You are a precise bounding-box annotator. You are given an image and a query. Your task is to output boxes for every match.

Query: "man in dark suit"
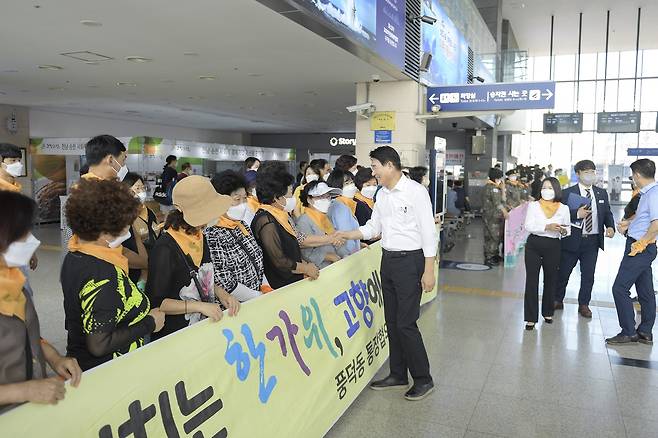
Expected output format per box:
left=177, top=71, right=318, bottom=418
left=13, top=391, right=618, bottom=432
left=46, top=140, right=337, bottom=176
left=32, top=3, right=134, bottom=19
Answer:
left=555, top=160, right=615, bottom=317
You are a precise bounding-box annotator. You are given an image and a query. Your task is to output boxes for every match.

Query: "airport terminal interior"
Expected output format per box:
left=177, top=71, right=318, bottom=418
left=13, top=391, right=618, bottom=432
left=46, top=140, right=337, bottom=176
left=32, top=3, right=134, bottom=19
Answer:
left=3, top=0, right=658, bottom=437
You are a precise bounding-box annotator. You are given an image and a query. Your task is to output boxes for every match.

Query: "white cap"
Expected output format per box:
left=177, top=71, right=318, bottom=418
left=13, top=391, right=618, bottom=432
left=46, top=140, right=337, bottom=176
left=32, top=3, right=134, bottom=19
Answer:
left=308, top=182, right=342, bottom=197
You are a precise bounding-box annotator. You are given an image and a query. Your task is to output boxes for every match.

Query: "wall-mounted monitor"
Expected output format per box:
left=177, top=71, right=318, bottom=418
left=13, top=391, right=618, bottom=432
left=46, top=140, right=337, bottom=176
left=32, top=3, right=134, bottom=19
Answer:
left=597, top=111, right=641, bottom=133
left=471, top=136, right=486, bottom=155
left=543, top=113, right=583, bottom=134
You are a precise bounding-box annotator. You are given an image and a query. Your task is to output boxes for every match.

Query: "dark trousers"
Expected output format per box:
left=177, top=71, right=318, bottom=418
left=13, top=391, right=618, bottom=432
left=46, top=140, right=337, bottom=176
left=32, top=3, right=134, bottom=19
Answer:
left=612, top=238, right=657, bottom=336
left=381, top=249, right=431, bottom=385
left=555, top=236, right=600, bottom=305
left=524, top=235, right=561, bottom=322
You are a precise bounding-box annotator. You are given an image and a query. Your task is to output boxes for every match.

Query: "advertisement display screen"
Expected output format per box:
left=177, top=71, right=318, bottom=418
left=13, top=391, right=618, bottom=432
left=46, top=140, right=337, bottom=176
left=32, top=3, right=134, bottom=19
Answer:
left=421, top=0, right=469, bottom=86
left=543, top=113, right=583, bottom=134
left=297, top=0, right=406, bottom=69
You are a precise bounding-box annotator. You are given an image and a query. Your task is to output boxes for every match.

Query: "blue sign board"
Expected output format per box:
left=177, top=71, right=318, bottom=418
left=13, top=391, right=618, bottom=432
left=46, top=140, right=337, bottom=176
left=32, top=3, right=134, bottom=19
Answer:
left=374, top=130, right=392, bottom=144
left=298, top=0, right=406, bottom=69
left=426, top=82, right=556, bottom=112
left=628, top=148, right=658, bottom=156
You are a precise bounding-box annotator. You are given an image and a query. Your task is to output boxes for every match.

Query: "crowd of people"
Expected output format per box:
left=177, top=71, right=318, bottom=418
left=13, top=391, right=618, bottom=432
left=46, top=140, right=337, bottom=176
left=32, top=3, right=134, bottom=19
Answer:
left=481, top=158, right=658, bottom=341
left=0, top=137, right=440, bottom=406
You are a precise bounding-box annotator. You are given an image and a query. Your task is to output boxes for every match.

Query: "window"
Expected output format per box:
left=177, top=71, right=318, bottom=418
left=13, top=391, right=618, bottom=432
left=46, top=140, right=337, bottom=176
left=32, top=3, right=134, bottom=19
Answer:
left=619, top=51, right=640, bottom=79
left=617, top=79, right=638, bottom=111
left=578, top=53, right=598, bottom=80
left=554, top=55, right=576, bottom=81
left=593, top=133, right=615, bottom=166
left=616, top=134, right=640, bottom=165
left=575, top=81, right=596, bottom=113
left=640, top=79, right=658, bottom=112
left=555, top=82, right=575, bottom=112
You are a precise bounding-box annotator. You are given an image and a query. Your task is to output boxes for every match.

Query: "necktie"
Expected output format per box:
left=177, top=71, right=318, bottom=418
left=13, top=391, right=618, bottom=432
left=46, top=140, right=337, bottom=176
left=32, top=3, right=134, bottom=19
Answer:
left=584, top=189, right=593, bottom=233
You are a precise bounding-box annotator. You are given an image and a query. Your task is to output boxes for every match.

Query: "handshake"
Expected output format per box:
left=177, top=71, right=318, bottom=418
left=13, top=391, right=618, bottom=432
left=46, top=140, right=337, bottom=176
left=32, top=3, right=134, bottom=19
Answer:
left=326, top=230, right=363, bottom=246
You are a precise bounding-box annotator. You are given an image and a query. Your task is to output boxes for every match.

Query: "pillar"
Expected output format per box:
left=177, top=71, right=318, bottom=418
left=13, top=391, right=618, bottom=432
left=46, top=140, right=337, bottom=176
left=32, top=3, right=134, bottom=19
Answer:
left=354, top=81, right=427, bottom=168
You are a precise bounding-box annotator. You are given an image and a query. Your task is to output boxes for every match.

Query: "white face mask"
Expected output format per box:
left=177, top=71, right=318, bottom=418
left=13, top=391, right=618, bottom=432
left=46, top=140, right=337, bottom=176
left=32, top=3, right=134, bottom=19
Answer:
left=3, top=161, right=23, bottom=177
left=106, top=229, right=131, bottom=248
left=323, top=173, right=330, bottom=182
left=421, top=177, right=430, bottom=188
left=580, top=173, right=597, bottom=187
left=278, top=196, right=296, bottom=213
left=3, top=233, right=40, bottom=267
left=312, top=198, right=331, bottom=214
left=135, top=192, right=147, bottom=203
left=349, top=166, right=358, bottom=175
left=251, top=188, right=257, bottom=197
left=112, top=157, right=128, bottom=181
left=541, top=189, right=555, bottom=201
left=227, top=202, right=247, bottom=221
left=305, top=174, right=319, bottom=183
left=509, top=175, right=518, bottom=182
left=342, top=184, right=358, bottom=199
left=361, top=185, right=377, bottom=199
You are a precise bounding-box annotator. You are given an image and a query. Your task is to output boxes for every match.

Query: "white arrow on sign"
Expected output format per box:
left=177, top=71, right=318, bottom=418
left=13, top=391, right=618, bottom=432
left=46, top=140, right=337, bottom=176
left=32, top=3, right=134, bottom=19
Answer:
left=429, top=93, right=438, bottom=104
left=542, top=89, right=554, bottom=100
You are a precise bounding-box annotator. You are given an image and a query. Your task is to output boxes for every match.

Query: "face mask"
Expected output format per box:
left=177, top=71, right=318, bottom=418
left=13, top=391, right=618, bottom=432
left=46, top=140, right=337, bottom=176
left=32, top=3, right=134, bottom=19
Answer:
left=541, top=189, right=555, bottom=201
left=349, top=167, right=358, bottom=175
left=421, top=177, right=430, bottom=188
left=106, top=229, right=131, bottom=248
left=312, top=198, right=331, bottom=213
left=580, top=173, right=597, bottom=186
left=112, top=157, right=128, bottom=181
left=135, top=192, right=147, bottom=203
left=361, top=185, right=378, bottom=199
left=251, top=188, right=257, bottom=197
left=278, top=196, right=296, bottom=213
left=251, top=167, right=259, bottom=172
left=227, top=202, right=247, bottom=221
left=509, top=176, right=518, bottom=182
left=323, top=174, right=330, bottom=182
left=2, top=233, right=40, bottom=267
left=3, top=161, right=23, bottom=177
left=305, top=174, right=319, bottom=183
left=342, top=184, right=358, bottom=199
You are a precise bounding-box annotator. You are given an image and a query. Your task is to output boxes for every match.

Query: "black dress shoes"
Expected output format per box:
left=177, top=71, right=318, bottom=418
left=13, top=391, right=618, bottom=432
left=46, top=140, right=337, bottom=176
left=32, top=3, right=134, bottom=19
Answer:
left=404, top=381, right=435, bottom=401
left=637, top=331, right=654, bottom=345
left=369, top=375, right=409, bottom=391
left=605, top=333, right=640, bottom=345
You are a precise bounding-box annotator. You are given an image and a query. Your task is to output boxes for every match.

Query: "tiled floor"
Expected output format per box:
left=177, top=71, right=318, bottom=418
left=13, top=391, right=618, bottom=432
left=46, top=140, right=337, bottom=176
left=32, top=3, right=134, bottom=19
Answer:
left=26, top=218, right=658, bottom=438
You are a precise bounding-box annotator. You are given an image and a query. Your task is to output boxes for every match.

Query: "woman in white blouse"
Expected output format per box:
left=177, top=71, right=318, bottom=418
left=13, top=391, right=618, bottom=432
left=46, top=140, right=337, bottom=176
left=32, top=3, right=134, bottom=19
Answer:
left=523, top=177, right=571, bottom=330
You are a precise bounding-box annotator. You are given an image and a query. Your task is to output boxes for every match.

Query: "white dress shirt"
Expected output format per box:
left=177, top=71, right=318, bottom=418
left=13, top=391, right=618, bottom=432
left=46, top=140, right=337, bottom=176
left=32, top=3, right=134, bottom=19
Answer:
left=359, top=176, right=439, bottom=257
left=524, top=201, right=572, bottom=239
left=578, top=183, right=598, bottom=235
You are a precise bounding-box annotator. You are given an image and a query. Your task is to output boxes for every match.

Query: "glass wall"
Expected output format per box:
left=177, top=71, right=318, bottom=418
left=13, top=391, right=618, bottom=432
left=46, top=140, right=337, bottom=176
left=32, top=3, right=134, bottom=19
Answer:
left=513, top=49, right=658, bottom=171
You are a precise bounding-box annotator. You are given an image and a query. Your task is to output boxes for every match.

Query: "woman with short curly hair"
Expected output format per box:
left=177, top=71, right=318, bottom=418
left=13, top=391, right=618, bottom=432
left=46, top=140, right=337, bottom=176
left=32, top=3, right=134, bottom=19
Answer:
left=61, top=179, right=165, bottom=371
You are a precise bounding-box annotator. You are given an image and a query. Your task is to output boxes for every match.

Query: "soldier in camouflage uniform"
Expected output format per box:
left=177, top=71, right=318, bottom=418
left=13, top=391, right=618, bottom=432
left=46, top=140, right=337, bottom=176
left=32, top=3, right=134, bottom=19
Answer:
left=505, top=169, right=523, bottom=209
left=482, top=168, right=509, bottom=266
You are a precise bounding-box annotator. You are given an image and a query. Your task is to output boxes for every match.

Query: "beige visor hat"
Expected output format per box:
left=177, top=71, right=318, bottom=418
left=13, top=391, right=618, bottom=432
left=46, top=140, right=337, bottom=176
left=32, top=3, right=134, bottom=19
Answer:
left=172, top=175, right=232, bottom=227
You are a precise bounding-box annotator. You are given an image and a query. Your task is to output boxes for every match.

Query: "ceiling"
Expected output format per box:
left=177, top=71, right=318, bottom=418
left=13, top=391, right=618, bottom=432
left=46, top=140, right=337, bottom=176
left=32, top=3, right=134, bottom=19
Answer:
left=0, top=0, right=396, bottom=133
left=503, top=0, right=658, bottom=56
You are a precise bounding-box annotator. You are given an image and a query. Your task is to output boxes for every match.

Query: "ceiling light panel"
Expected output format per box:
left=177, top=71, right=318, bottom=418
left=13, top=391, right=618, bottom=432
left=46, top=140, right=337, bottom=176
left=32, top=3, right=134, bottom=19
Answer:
left=61, top=51, right=114, bottom=62
left=38, top=64, right=63, bottom=70
left=125, top=56, right=152, bottom=63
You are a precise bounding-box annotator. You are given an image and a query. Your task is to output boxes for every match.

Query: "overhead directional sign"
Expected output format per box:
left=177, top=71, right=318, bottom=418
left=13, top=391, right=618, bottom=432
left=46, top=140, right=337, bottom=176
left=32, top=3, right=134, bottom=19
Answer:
left=628, top=148, right=658, bottom=156
left=426, top=81, right=556, bottom=112
left=597, top=111, right=641, bottom=133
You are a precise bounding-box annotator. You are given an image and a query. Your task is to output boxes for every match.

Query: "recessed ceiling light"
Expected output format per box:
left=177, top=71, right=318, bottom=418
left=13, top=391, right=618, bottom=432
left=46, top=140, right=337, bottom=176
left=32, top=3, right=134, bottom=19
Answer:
left=199, top=75, right=216, bottom=80
left=183, top=52, right=199, bottom=56
left=247, top=73, right=263, bottom=77
left=80, top=20, right=102, bottom=27
left=116, top=82, right=137, bottom=87
left=84, top=61, right=99, bottom=65
left=61, top=51, right=113, bottom=62
left=125, top=56, right=152, bottom=63
left=38, top=64, right=63, bottom=71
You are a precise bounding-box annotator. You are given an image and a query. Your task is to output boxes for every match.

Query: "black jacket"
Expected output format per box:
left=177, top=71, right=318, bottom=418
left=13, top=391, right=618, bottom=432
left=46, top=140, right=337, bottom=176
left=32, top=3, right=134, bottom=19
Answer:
left=560, top=184, right=615, bottom=252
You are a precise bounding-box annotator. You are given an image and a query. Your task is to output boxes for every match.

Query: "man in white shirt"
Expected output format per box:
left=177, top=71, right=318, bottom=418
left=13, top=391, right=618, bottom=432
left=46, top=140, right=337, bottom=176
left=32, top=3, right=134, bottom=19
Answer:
left=555, top=160, right=615, bottom=317
left=338, top=146, right=438, bottom=401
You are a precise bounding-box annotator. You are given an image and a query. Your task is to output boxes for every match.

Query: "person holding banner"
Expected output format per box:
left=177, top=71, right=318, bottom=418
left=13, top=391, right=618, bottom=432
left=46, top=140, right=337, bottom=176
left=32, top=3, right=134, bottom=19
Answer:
left=337, top=146, right=438, bottom=401
left=0, top=191, right=82, bottom=407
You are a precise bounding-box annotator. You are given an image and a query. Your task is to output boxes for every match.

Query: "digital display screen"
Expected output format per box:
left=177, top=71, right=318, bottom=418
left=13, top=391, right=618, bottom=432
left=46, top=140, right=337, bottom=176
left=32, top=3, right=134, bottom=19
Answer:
left=543, top=113, right=583, bottom=134
left=597, top=111, right=641, bottom=133
left=420, top=0, right=469, bottom=86
left=297, top=0, right=406, bottom=69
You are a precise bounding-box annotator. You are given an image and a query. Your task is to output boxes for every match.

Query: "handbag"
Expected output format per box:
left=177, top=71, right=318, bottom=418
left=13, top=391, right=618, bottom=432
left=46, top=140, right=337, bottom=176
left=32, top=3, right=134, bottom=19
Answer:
left=173, top=241, right=211, bottom=303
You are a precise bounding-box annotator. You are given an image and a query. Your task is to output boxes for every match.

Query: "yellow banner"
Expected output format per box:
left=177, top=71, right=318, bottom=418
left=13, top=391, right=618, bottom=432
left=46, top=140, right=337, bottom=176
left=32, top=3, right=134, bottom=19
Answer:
left=0, top=244, right=436, bottom=437
left=370, top=111, right=396, bottom=131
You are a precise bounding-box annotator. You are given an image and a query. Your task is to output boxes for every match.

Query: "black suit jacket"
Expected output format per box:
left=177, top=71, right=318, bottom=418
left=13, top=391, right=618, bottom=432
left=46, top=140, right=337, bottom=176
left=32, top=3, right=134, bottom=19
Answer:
left=560, top=184, right=615, bottom=252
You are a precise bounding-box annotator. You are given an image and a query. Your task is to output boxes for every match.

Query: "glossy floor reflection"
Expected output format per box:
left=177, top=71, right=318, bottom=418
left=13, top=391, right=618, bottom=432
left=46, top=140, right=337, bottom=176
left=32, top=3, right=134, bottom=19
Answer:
left=25, top=220, right=658, bottom=437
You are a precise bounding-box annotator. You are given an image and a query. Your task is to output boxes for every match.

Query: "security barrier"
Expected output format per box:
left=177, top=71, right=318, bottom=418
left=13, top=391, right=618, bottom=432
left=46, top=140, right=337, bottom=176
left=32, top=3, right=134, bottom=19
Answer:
left=1, top=243, right=437, bottom=437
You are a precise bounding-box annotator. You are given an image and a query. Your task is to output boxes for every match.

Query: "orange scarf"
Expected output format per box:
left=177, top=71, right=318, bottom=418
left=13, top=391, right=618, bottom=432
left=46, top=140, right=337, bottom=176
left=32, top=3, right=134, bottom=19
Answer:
left=486, top=180, right=501, bottom=188
left=259, top=204, right=297, bottom=237
left=336, top=196, right=357, bottom=216
left=354, top=192, right=374, bottom=209
left=305, top=208, right=335, bottom=234
left=0, top=262, right=27, bottom=321
left=538, top=199, right=560, bottom=218
left=81, top=172, right=104, bottom=181
left=247, top=195, right=260, bottom=213
left=167, top=228, right=203, bottom=267
left=68, top=234, right=129, bottom=273
left=218, top=216, right=249, bottom=236
left=0, top=177, right=21, bottom=192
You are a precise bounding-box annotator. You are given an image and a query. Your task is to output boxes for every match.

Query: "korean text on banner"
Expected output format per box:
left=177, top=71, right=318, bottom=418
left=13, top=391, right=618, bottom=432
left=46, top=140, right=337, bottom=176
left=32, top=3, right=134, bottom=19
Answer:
left=0, top=243, right=437, bottom=438
left=504, top=203, right=529, bottom=263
